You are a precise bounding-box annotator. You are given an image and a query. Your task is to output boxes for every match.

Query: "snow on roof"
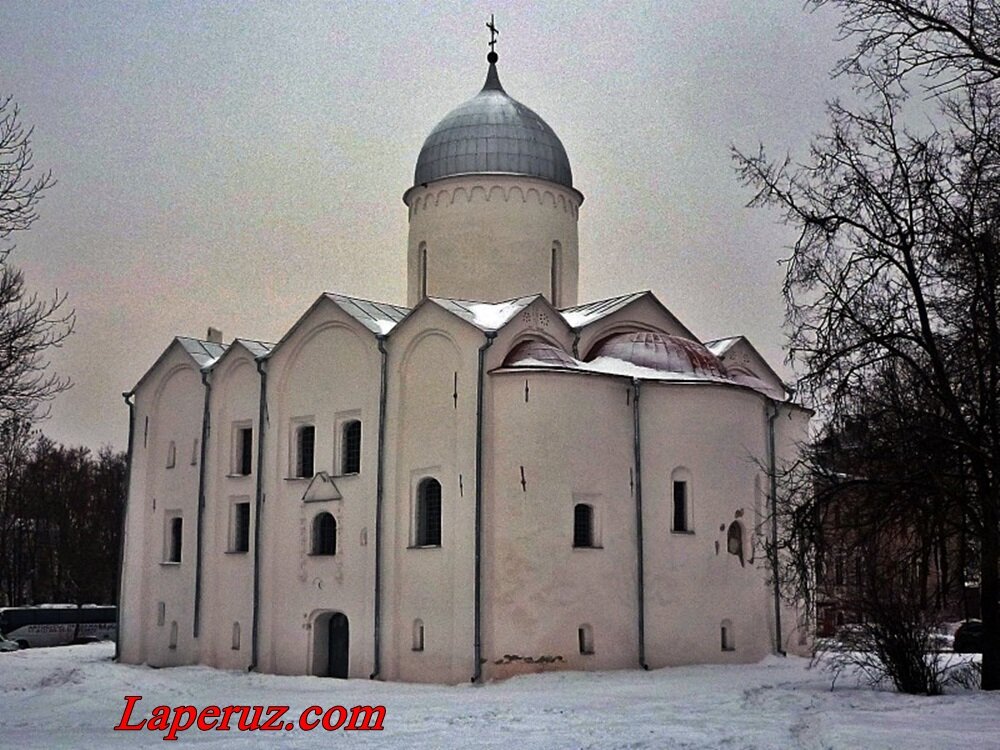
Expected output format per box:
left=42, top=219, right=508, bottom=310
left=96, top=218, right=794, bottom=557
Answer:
left=559, top=291, right=648, bottom=328
left=429, top=295, right=538, bottom=331
left=176, top=337, right=228, bottom=368
left=704, top=336, right=742, bottom=357
left=324, top=293, right=410, bottom=335
left=581, top=356, right=734, bottom=383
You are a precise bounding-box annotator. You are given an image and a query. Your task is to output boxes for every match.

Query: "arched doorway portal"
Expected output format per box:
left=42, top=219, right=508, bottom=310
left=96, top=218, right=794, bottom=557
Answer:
left=312, top=611, right=349, bottom=678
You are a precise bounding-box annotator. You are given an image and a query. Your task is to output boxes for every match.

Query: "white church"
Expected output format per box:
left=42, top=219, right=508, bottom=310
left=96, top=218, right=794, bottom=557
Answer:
left=118, top=38, right=811, bottom=684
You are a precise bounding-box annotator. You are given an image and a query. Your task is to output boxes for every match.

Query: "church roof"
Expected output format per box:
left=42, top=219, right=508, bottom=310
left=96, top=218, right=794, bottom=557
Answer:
left=177, top=337, right=228, bottom=368
left=202, top=338, right=275, bottom=371
left=559, top=292, right=650, bottom=328
left=322, top=293, right=410, bottom=335
left=704, top=337, right=741, bottom=357
left=590, top=331, right=730, bottom=379
left=428, top=294, right=538, bottom=331
left=412, top=62, right=574, bottom=191
left=129, top=336, right=227, bottom=394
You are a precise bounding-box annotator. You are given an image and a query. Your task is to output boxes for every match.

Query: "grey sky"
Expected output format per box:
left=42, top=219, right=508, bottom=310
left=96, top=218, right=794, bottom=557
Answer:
left=2, top=0, right=848, bottom=450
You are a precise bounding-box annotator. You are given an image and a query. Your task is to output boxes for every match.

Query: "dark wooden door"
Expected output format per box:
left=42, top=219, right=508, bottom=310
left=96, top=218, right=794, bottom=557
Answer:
left=327, top=613, right=349, bottom=678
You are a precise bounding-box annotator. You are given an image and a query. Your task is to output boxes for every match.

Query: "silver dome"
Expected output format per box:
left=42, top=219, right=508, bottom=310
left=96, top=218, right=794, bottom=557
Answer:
left=413, top=63, right=573, bottom=189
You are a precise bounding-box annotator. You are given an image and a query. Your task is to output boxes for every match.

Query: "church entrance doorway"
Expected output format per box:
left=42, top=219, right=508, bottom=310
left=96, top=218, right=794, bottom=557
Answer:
left=311, top=611, right=349, bottom=678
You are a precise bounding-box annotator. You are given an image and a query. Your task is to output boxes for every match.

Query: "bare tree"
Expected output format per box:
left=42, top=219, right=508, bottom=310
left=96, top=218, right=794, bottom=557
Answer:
left=736, top=0, right=1000, bottom=690
left=815, top=0, right=1000, bottom=88
left=0, top=95, right=73, bottom=423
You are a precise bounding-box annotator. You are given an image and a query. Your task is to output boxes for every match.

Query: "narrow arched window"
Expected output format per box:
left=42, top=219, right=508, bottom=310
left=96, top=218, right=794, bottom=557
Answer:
left=550, top=241, right=562, bottom=308
left=166, top=441, right=176, bottom=469
left=670, top=467, right=692, bottom=532
left=231, top=622, right=241, bottom=650
left=415, top=478, right=442, bottom=547
left=412, top=619, right=425, bottom=651
left=296, top=424, right=315, bottom=478
left=721, top=619, right=735, bottom=651
left=419, top=241, right=428, bottom=299
left=578, top=623, right=594, bottom=654
left=341, top=420, right=361, bottom=474
left=166, top=516, right=183, bottom=563
left=312, top=512, right=337, bottom=555
left=727, top=521, right=744, bottom=566
left=169, top=621, right=178, bottom=650
left=573, top=504, right=594, bottom=548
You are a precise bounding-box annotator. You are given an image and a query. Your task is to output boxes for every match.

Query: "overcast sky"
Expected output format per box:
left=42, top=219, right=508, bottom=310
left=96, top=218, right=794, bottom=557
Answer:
left=2, top=0, right=849, bottom=451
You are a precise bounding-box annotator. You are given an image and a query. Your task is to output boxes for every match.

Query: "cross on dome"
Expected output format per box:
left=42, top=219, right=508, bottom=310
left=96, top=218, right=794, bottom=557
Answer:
left=486, top=14, right=499, bottom=63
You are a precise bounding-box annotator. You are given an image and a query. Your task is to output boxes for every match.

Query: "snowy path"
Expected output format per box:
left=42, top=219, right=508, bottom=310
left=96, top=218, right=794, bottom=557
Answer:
left=1, top=643, right=997, bottom=749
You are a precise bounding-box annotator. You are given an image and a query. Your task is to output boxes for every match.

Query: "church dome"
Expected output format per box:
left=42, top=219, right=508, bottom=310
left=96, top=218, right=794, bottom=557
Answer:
left=503, top=339, right=577, bottom=368
left=590, top=331, right=730, bottom=379
left=413, top=62, right=573, bottom=189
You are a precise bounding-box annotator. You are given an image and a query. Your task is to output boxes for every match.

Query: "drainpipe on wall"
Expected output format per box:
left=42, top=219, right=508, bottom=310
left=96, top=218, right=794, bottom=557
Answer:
left=250, top=358, right=268, bottom=672
left=767, top=400, right=785, bottom=656
left=115, top=391, right=136, bottom=662
left=632, top=379, right=649, bottom=670
left=370, top=335, right=388, bottom=680
left=472, top=330, right=497, bottom=684
left=193, top=371, right=212, bottom=638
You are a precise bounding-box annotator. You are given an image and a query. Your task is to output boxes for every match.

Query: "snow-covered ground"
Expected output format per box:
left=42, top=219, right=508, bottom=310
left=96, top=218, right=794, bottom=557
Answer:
left=1, top=643, right=998, bottom=749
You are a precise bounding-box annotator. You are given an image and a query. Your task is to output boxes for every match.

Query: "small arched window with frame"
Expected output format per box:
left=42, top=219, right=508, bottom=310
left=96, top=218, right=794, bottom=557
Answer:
left=573, top=504, right=595, bottom=548
left=419, top=241, right=428, bottom=299
left=311, top=512, right=337, bottom=556
left=671, top=467, right=692, bottom=532
left=550, top=240, right=562, bottom=308
left=415, top=478, right=442, bottom=547
left=727, top=521, right=745, bottom=566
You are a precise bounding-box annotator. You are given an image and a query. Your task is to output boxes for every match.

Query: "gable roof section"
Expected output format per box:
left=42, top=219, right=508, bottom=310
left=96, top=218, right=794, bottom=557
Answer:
left=323, top=293, right=410, bottom=335
left=559, top=292, right=648, bottom=328
left=177, top=337, right=228, bottom=367
left=130, top=336, right=228, bottom=394
left=704, top=337, right=741, bottom=358
left=428, top=295, right=539, bottom=332
left=203, top=338, right=275, bottom=372
left=265, top=292, right=411, bottom=360
left=704, top=335, right=787, bottom=397
left=560, top=290, right=698, bottom=341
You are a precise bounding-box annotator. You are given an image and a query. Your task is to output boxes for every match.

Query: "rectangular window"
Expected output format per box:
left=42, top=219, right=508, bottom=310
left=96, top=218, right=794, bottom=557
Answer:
left=341, top=420, right=362, bottom=475
left=573, top=504, right=594, bottom=548
left=672, top=481, right=688, bottom=532
left=230, top=501, right=251, bottom=553
left=296, top=424, right=315, bottom=478
left=236, top=427, right=253, bottom=475
left=578, top=625, right=594, bottom=655
left=165, top=515, right=183, bottom=563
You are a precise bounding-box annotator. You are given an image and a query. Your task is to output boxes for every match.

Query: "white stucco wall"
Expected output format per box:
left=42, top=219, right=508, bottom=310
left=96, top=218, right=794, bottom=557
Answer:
left=120, top=297, right=811, bottom=684
left=484, top=370, right=638, bottom=679
left=257, top=302, right=382, bottom=679
left=120, top=343, right=205, bottom=668
left=380, top=303, right=483, bottom=683
left=405, top=175, right=580, bottom=308
left=199, top=347, right=259, bottom=670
